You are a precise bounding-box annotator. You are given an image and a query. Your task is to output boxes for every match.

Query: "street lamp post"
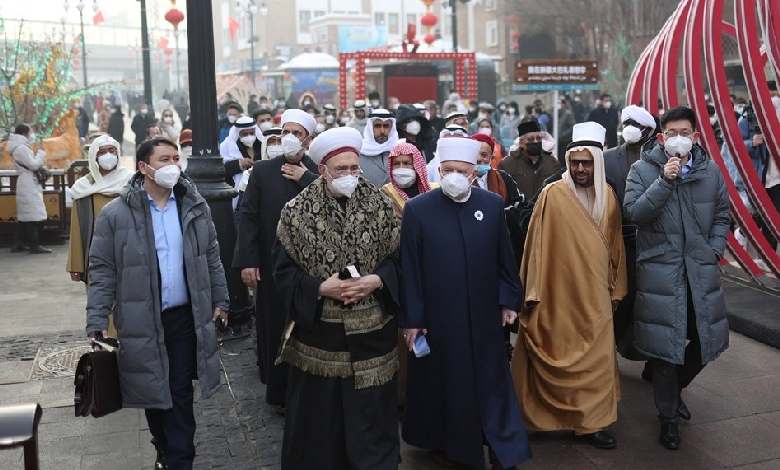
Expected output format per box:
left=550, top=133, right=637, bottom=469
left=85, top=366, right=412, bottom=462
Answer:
left=138, top=0, right=154, bottom=112
left=238, top=0, right=267, bottom=86
left=64, top=0, right=98, bottom=89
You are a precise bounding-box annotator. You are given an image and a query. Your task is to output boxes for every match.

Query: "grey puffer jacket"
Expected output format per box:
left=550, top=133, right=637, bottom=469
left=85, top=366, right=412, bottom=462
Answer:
left=86, top=172, right=229, bottom=408
left=624, top=143, right=730, bottom=365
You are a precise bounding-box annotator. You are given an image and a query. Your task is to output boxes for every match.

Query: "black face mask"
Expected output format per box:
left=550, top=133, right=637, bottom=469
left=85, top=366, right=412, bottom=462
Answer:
left=526, top=142, right=543, bottom=156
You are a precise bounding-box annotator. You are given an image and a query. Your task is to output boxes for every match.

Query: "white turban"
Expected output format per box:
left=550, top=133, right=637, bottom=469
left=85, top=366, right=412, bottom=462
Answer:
left=437, top=136, right=480, bottom=165
left=309, top=127, right=363, bottom=165
left=281, top=109, right=317, bottom=136
left=69, top=134, right=133, bottom=200
left=621, top=105, right=656, bottom=129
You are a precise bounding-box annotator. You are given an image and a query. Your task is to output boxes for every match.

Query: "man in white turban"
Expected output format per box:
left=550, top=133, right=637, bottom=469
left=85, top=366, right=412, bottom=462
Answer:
left=273, top=126, right=401, bottom=470
left=360, top=108, right=398, bottom=187
left=236, top=108, right=319, bottom=411
left=512, top=122, right=627, bottom=450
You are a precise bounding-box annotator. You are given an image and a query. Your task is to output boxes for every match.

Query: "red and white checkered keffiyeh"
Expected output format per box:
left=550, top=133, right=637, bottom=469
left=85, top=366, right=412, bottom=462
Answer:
left=387, top=142, right=431, bottom=200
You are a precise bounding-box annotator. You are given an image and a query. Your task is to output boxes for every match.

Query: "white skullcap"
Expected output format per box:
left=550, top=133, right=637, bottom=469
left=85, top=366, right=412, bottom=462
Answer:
left=437, top=137, right=480, bottom=165
left=308, top=127, right=363, bottom=165
left=569, top=122, right=606, bottom=150
left=281, top=109, right=317, bottom=136
left=621, top=105, right=656, bottom=129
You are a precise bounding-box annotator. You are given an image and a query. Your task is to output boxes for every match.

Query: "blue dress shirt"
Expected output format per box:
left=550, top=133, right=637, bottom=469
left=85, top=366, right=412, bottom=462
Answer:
left=146, top=188, right=189, bottom=311
left=665, top=152, right=695, bottom=179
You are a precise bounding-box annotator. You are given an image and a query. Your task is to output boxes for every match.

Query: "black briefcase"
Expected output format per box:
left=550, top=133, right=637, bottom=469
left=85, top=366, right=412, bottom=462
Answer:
left=74, top=349, right=123, bottom=418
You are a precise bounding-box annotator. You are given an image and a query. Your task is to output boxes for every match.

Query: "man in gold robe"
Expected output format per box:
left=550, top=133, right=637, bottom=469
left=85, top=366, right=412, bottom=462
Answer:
left=511, top=122, right=627, bottom=450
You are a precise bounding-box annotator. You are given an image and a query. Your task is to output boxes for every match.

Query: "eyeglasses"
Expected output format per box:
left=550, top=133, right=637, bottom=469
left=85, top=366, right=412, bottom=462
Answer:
left=521, top=135, right=543, bottom=143
left=331, top=168, right=363, bottom=178
left=570, top=159, right=594, bottom=169
left=663, top=130, right=693, bottom=138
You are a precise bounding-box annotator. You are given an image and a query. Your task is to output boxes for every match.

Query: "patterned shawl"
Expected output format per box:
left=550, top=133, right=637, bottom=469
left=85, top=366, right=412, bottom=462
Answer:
left=387, top=142, right=432, bottom=201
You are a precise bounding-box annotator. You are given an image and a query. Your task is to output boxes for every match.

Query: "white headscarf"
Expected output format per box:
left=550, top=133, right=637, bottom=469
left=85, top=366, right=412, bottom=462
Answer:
left=561, top=122, right=608, bottom=231
left=69, top=134, right=133, bottom=200
left=361, top=116, right=398, bottom=156
left=220, top=117, right=260, bottom=190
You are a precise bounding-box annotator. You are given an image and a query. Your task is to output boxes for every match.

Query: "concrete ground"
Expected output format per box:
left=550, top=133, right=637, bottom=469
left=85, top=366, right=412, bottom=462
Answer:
left=2, top=244, right=780, bottom=469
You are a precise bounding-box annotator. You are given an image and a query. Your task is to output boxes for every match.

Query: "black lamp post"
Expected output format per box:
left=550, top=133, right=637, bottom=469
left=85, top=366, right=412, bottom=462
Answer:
left=138, top=0, right=154, bottom=112
left=63, top=0, right=99, bottom=89
left=186, top=0, right=252, bottom=323
left=237, top=0, right=268, bottom=86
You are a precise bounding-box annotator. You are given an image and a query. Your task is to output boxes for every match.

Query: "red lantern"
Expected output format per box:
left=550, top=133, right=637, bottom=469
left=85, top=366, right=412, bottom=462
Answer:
left=165, top=8, right=185, bottom=30
left=424, top=34, right=436, bottom=45
left=511, top=31, right=521, bottom=41
left=509, top=14, right=520, bottom=24
left=421, top=12, right=438, bottom=28
left=419, top=0, right=436, bottom=7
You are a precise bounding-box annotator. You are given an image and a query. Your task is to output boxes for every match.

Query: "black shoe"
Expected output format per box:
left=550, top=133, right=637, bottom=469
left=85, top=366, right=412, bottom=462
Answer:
left=659, top=423, right=680, bottom=450
left=641, top=361, right=653, bottom=382
left=678, top=398, right=691, bottom=421
left=28, top=245, right=52, bottom=254
left=575, top=431, right=617, bottom=450
left=10, top=243, right=29, bottom=253
left=154, top=450, right=168, bottom=470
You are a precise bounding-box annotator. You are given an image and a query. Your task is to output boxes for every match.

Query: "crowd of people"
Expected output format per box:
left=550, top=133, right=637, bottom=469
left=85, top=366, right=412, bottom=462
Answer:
left=4, top=81, right=774, bottom=470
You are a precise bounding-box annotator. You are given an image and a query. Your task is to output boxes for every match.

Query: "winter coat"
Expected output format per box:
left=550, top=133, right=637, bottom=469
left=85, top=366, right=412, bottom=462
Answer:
left=8, top=134, right=47, bottom=222
left=624, top=142, right=730, bottom=365
left=86, top=172, right=229, bottom=408
left=108, top=112, right=125, bottom=144
left=395, top=104, right=437, bottom=162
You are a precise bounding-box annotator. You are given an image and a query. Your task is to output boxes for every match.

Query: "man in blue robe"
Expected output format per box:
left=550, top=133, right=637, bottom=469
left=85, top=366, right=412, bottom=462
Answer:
left=399, top=137, right=532, bottom=470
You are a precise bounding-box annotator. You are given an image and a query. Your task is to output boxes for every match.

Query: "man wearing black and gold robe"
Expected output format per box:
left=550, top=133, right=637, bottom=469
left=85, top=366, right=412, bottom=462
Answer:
left=273, top=127, right=401, bottom=470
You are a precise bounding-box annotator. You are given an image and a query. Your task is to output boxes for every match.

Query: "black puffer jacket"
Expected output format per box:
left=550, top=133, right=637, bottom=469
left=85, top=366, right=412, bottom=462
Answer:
left=395, top=104, right=437, bottom=163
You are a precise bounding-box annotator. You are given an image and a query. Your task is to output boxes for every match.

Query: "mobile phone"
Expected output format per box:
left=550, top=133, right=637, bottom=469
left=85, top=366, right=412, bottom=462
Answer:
left=412, top=332, right=431, bottom=358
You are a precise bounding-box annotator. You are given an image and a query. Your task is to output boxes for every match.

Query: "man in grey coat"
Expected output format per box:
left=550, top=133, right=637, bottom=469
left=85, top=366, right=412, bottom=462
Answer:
left=86, top=137, right=229, bottom=470
left=624, top=107, right=730, bottom=452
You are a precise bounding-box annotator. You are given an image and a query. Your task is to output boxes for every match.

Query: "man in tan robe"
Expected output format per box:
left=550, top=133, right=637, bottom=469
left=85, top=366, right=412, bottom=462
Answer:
left=512, top=122, right=627, bottom=450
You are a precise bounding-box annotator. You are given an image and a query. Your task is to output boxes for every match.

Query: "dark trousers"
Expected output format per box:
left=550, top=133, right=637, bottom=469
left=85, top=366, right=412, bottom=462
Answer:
left=145, top=305, right=197, bottom=470
left=650, top=286, right=706, bottom=424
left=760, top=185, right=780, bottom=250
left=14, top=222, right=38, bottom=244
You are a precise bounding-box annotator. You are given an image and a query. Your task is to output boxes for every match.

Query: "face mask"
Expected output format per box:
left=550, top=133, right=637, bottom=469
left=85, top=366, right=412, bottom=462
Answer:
left=622, top=125, right=643, bottom=144
left=574, top=96, right=581, bottom=103
left=406, top=120, right=421, bottom=135
left=478, top=113, right=488, bottom=120
left=499, top=105, right=507, bottom=111
left=709, top=116, right=718, bottom=125
left=507, top=108, right=516, bottom=115
left=28, top=133, right=36, bottom=143
left=735, top=106, right=745, bottom=115
left=303, top=100, right=312, bottom=105
left=315, top=123, right=326, bottom=134
left=266, top=145, right=284, bottom=158
left=240, top=135, right=257, bottom=147
left=526, top=142, right=543, bottom=156
left=370, top=100, right=380, bottom=108
left=476, top=164, right=491, bottom=177
left=340, top=117, right=350, bottom=124
left=227, top=115, right=238, bottom=124
left=140, top=108, right=148, bottom=115
left=440, top=172, right=472, bottom=201
left=470, top=107, right=478, bottom=113
left=282, top=133, right=303, bottom=157
left=98, top=152, right=118, bottom=170
left=181, top=146, right=193, bottom=157
left=110, top=108, right=117, bottom=114
left=258, top=121, right=272, bottom=132
left=327, top=170, right=360, bottom=198
left=478, top=127, right=493, bottom=136
left=393, top=168, right=417, bottom=188
left=542, top=140, right=555, bottom=154
left=148, top=163, right=181, bottom=188
left=163, top=117, right=173, bottom=124
left=658, top=108, right=665, bottom=116
left=179, top=154, right=188, bottom=172
left=664, top=135, right=693, bottom=157
left=603, top=101, right=613, bottom=110
left=325, top=115, right=335, bottom=124
left=772, top=96, right=780, bottom=110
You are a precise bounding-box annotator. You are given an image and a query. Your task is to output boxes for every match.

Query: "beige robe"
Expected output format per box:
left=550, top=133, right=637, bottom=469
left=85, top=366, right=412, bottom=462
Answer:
left=511, top=180, right=627, bottom=433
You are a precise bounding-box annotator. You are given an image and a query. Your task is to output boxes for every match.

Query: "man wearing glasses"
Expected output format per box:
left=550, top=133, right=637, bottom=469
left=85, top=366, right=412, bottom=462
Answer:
left=512, top=122, right=627, bottom=451
left=498, top=120, right=560, bottom=201
left=624, top=107, right=730, bottom=451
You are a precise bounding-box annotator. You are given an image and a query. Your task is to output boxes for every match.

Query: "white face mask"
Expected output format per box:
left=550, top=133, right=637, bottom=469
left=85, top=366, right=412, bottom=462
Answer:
left=315, top=123, right=326, bottom=134
left=371, top=100, right=380, bottom=108
left=478, top=112, right=488, bottom=120
left=98, top=152, right=118, bottom=170
left=440, top=172, right=472, bottom=201
left=181, top=146, right=193, bottom=157
left=240, top=135, right=257, bottom=147
left=325, top=115, right=335, bottom=124
left=340, top=117, right=350, bottom=124
left=140, top=108, right=149, bottom=115
left=622, top=125, right=643, bottom=144
left=709, top=116, right=718, bottom=125
left=603, top=101, right=613, bottom=110
left=664, top=135, right=693, bottom=157
left=227, top=115, right=238, bottom=124
left=179, top=154, right=188, bottom=172
left=406, top=120, right=421, bottom=136
left=478, top=127, right=493, bottom=137
left=327, top=169, right=360, bottom=198
left=393, top=168, right=417, bottom=188
left=148, top=163, right=181, bottom=188
left=259, top=121, right=272, bottom=132
left=266, top=145, right=284, bottom=158
left=163, top=116, right=173, bottom=124
left=281, top=133, right=303, bottom=157
left=110, top=108, right=117, bottom=114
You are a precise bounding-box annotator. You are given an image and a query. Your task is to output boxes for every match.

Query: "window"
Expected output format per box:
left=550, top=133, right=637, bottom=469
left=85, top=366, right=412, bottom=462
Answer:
left=299, top=10, right=311, bottom=32
left=485, top=0, right=497, bottom=11
left=486, top=20, right=498, bottom=47
left=374, top=12, right=386, bottom=26
left=388, top=13, right=399, bottom=34
left=406, top=13, right=416, bottom=29
left=314, top=10, right=326, bottom=17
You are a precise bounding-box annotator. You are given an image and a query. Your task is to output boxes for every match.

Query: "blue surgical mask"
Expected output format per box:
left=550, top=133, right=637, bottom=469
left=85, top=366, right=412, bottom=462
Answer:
left=476, top=164, right=491, bottom=177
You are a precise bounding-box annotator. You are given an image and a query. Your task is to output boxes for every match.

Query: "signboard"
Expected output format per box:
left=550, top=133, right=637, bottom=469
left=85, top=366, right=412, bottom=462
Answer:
left=338, top=26, right=388, bottom=53
left=513, top=59, right=599, bottom=91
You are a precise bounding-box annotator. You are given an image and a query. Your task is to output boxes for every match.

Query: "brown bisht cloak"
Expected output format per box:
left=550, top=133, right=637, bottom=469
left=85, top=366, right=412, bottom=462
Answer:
left=511, top=180, right=627, bottom=433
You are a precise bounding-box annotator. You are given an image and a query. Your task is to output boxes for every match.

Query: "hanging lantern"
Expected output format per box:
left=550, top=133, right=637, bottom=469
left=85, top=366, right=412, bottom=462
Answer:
left=419, top=0, right=436, bottom=8
left=421, top=12, right=438, bottom=32
left=164, top=8, right=185, bottom=30
left=424, top=34, right=436, bottom=45
left=510, top=31, right=521, bottom=41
